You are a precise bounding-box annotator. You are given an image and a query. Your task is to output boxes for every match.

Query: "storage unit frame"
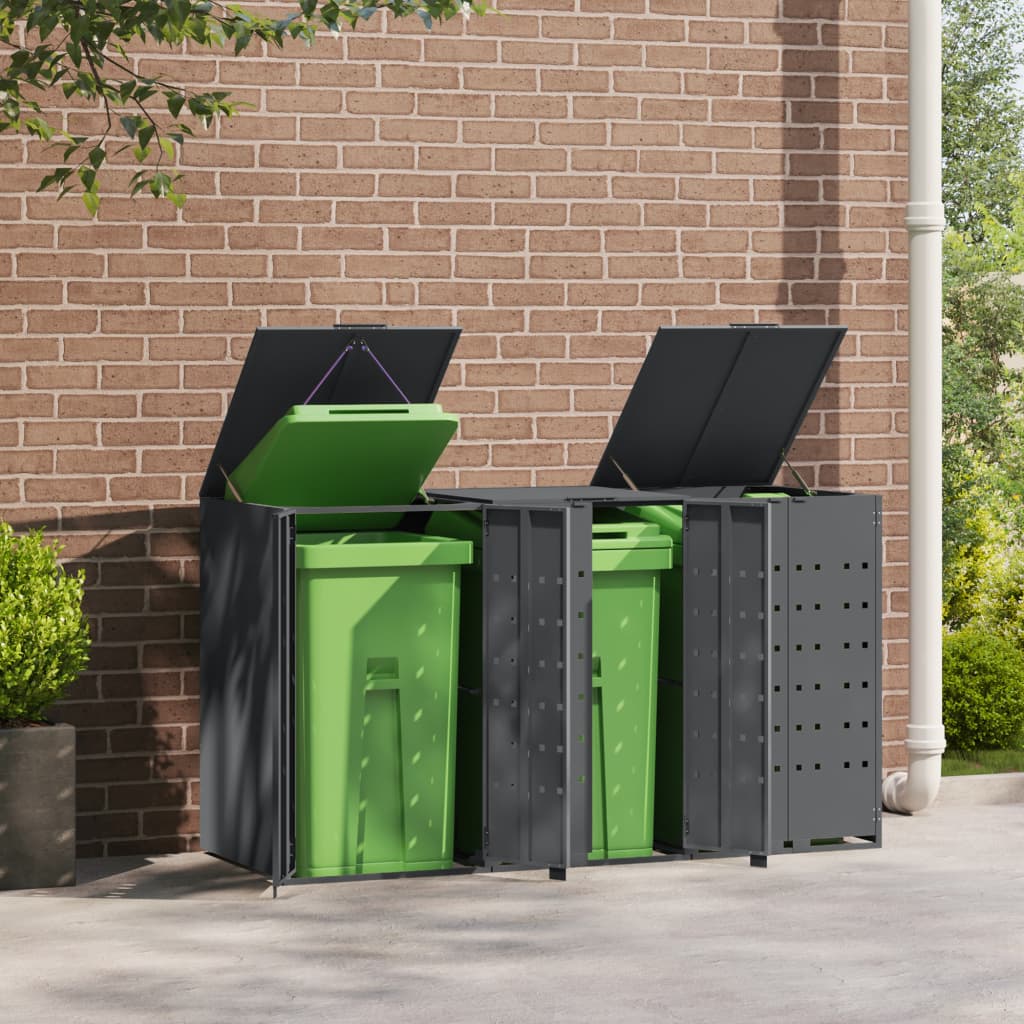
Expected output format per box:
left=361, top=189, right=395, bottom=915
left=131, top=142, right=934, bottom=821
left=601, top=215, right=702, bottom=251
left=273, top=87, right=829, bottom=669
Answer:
left=201, top=489, right=881, bottom=889
left=199, top=324, right=883, bottom=890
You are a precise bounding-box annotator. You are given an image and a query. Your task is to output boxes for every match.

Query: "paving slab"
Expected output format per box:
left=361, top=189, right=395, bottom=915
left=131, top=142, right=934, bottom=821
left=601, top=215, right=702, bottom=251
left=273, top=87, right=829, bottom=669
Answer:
left=2, top=774, right=1022, bottom=1024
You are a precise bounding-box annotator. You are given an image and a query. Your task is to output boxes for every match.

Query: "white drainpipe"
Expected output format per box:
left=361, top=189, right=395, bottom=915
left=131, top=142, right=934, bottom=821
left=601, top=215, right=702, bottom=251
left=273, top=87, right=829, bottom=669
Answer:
left=881, top=0, right=947, bottom=814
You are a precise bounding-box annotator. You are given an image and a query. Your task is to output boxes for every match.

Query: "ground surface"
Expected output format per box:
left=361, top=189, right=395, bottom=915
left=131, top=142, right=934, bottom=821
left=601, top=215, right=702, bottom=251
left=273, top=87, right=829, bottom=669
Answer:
left=3, top=775, right=1023, bottom=1024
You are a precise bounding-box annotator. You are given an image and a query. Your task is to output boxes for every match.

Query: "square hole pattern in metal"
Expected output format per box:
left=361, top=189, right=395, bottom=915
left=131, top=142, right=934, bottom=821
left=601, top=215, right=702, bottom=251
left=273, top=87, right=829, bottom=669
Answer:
left=481, top=504, right=593, bottom=870
left=770, top=495, right=882, bottom=850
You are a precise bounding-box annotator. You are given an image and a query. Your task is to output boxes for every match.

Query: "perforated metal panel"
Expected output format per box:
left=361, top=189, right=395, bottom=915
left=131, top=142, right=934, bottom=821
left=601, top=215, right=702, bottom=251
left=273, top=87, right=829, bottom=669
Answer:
left=682, top=502, right=770, bottom=857
left=770, top=496, right=882, bottom=849
left=481, top=505, right=592, bottom=871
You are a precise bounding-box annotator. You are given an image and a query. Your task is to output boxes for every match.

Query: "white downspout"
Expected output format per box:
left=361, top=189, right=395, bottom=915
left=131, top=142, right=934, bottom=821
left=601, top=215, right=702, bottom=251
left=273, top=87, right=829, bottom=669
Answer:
left=881, top=0, right=947, bottom=814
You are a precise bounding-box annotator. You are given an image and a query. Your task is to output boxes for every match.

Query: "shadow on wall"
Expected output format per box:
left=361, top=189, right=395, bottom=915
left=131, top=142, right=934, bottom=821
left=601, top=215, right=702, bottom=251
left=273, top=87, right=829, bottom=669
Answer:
left=778, top=5, right=848, bottom=486
left=9, top=505, right=201, bottom=858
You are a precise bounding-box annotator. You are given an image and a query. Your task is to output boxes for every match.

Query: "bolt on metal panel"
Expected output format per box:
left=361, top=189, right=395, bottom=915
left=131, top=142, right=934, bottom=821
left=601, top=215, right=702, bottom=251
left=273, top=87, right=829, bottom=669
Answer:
left=682, top=502, right=771, bottom=858
left=783, top=497, right=880, bottom=844
left=481, top=506, right=587, bottom=872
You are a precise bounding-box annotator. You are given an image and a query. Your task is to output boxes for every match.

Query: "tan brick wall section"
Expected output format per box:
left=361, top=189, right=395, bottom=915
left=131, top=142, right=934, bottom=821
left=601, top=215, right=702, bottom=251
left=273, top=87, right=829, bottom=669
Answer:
left=0, top=0, right=910, bottom=855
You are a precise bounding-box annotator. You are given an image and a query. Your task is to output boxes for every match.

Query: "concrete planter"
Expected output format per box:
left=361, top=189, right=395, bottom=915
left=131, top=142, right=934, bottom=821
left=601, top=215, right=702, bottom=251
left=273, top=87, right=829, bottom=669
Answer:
left=0, top=722, right=76, bottom=890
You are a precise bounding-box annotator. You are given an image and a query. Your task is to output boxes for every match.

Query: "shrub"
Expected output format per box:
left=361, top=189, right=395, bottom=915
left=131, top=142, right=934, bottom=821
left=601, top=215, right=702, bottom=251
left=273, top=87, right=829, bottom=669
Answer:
left=943, top=627, right=1024, bottom=751
left=0, top=523, right=90, bottom=725
left=974, top=544, right=1024, bottom=648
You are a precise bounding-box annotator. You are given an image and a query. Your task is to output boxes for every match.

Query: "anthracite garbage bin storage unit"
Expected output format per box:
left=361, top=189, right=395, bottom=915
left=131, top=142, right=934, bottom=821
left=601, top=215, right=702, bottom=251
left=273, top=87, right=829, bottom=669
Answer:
left=601, top=325, right=883, bottom=860
left=435, top=324, right=882, bottom=871
left=200, top=326, right=473, bottom=885
left=200, top=323, right=882, bottom=889
left=221, top=401, right=472, bottom=877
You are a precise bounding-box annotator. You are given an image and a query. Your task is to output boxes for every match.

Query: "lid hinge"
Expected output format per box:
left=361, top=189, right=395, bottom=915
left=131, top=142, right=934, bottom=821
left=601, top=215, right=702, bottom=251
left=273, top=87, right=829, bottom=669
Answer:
left=781, top=451, right=815, bottom=496
left=609, top=457, right=639, bottom=491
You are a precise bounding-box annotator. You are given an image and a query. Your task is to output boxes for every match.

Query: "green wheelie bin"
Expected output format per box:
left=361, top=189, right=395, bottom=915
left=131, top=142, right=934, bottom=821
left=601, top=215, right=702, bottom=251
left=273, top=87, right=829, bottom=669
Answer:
left=293, top=531, right=471, bottom=876
left=589, top=521, right=673, bottom=860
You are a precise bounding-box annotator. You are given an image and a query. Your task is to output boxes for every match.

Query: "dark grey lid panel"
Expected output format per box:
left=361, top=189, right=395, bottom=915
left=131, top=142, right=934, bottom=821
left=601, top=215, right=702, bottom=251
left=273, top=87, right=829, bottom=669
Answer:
left=201, top=326, right=460, bottom=497
left=591, top=325, right=845, bottom=490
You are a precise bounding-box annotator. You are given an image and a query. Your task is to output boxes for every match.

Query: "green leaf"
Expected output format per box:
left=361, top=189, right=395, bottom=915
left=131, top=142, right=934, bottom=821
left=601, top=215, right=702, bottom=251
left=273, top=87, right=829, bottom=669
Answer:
left=87, top=147, right=104, bottom=170
left=81, top=190, right=100, bottom=216
left=119, top=115, right=137, bottom=139
left=167, top=0, right=190, bottom=31
left=166, top=92, right=185, bottom=118
left=132, top=145, right=150, bottom=162
left=25, top=117, right=54, bottom=141
left=37, top=171, right=63, bottom=192
left=128, top=170, right=148, bottom=197
left=159, top=137, right=175, bottom=159
left=150, top=171, right=171, bottom=197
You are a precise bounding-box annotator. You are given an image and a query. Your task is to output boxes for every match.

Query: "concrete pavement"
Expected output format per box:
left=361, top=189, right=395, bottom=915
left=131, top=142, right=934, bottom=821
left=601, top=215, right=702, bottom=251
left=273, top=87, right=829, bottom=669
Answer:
left=2, top=774, right=1023, bottom=1024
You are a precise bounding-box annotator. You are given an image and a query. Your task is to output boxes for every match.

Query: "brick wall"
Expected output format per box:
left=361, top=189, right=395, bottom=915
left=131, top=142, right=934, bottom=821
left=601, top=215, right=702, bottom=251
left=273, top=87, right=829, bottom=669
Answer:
left=0, top=0, right=910, bottom=856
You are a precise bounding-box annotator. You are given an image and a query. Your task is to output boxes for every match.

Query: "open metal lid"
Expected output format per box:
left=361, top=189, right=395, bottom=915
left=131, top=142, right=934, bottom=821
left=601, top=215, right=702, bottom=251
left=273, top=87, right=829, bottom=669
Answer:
left=201, top=325, right=460, bottom=498
left=591, top=325, right=846, bottom=490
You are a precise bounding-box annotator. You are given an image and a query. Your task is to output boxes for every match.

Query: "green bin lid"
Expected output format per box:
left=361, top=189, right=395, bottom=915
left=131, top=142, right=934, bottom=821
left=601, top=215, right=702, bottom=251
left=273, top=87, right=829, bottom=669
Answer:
left=295, top=531, right=473, bottom=570
left=227, top=403, right=457, bottom=529
left=621, top=505, right=683, bottom=546
left=592, top=521, right=673, bottom=573
left=202, top=325, right=460, bottom=500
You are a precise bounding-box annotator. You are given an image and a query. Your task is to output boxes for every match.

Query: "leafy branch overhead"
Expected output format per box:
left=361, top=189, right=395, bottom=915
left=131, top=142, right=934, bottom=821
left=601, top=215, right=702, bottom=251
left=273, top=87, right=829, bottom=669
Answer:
left=0, top=0, right=486, bottom=213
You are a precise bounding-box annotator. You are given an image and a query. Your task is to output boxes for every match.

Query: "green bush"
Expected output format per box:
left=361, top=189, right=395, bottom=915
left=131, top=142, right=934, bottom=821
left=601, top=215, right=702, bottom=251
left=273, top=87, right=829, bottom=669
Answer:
left=0, top=523, right=90, bottom=725
left=973, top=544, right=1024, bottom=648
left=943, top=627, right=1024, bottom=751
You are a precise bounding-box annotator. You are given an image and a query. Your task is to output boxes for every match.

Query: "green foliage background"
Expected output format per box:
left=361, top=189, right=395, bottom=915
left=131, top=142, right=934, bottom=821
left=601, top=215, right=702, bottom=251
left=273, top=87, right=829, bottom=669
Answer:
left=942, top=0, right=1024, bottom=750
left=942, top=629, right=1024, bottom=751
